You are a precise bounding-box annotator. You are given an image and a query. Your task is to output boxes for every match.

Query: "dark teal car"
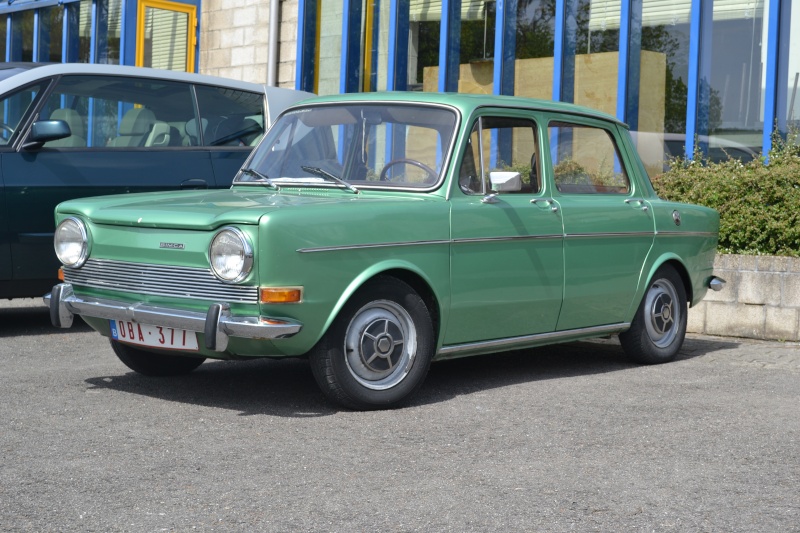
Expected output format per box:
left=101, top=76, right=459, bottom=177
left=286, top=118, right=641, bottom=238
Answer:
left=0, top=63, right=310, bottom=299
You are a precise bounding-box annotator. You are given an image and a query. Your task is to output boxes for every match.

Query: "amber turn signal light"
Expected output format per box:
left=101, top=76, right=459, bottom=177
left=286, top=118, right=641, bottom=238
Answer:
left=58, top=268, right=64, bottom=281
left=260, top=287, right=303, bottom=304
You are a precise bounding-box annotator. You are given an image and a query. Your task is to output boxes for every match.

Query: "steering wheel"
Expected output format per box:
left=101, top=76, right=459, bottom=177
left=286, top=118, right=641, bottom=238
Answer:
left=0, top=122, right=14, bottom=141
left=379, top=158, right=437, bottom=183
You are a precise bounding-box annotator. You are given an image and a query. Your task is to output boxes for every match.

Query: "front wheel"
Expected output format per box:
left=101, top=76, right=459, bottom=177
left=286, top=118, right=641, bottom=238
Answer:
left=111, top=340, right=206, bottom=376
left=619, top=265, right=688, bottom=364
left=309, top=276, right=435, bottom=410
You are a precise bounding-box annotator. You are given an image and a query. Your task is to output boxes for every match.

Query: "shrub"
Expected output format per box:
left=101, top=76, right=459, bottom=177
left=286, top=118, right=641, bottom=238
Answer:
left=651, top=134, right=800, bottom=257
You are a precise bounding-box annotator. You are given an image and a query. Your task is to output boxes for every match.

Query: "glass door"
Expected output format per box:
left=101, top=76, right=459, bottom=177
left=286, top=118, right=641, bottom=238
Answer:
left=136, top=0, right=197, bottom=72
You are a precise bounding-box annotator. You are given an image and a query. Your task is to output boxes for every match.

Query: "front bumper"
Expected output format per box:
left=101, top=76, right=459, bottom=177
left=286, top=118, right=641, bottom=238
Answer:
left=44, top=283, right=302, bottom=352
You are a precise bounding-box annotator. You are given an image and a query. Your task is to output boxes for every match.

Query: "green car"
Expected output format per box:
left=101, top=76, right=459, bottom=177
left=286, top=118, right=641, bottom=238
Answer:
left=46, top=92, right=724, bottom=410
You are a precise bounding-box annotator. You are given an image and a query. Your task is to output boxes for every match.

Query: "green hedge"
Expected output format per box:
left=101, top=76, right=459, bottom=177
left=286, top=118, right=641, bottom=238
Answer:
left=651, top=135, right=800, bottom=257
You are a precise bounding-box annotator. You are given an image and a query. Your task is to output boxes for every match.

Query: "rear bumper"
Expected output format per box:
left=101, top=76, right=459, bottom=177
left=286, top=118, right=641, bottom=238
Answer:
left=44, top=283, right=302, bottom=352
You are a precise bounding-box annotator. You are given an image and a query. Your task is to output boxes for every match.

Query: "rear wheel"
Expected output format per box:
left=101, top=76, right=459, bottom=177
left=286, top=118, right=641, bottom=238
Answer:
left=309, top=276, right=435, bottom=410
left=620, top=265, right=687, bottom=364
left=111, top=340, right=206, bottom=376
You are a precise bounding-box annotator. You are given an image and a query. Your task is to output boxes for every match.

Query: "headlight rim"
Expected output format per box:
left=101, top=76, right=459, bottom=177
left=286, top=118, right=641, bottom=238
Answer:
left=54, top=216, right=90, bottom=269
left=208, top=226, right=254, bottom=284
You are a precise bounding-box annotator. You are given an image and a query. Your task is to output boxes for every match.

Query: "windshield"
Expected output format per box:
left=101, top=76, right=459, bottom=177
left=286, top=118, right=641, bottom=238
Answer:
left=236, top=103, right=458, bottom=189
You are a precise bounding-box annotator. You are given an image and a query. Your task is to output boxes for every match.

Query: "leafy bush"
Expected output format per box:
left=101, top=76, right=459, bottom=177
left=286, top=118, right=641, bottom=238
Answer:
left=652, top=134, right=800, bottom=257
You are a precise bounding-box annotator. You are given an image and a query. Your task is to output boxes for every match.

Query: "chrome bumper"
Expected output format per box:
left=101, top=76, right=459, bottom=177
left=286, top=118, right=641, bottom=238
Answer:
left=44, top=283, right=302, bottom=352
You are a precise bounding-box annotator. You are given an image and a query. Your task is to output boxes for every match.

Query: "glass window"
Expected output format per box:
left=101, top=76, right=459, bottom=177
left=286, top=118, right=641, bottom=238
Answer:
left=11, top=10, right=34, bottom=62
left=141, top=4, right=189, bottom=71
left=194, top=85, right=265, bottom=146
left=411, top=2, right=444, bottom=91
left=703, top=0, right=764, bottom=158
left=38, top=6, right=65, bottom=63
left=629, top=0, right=693, bottom=176
left=0, top=82, right=47, bottom=146
left=73, top=0, right=93, bottom=63
left=783, top=2, right=800, bottom=132
left=39, top=75, right=197, bottom=148
left=96, top=0, right=122, bottom=64
left=0, top=16, right=7, bottom=61
left=456, top=2, right=495, bottom=93
left=317, top=2, right=344, bottom=95
left=571, top=0, right=620, bottom=112
left=514, top=0, right=557, bottom=99
left=458, top=117, right=541, bottom=195
left=548, top=121, right=630, bottom=194
left=243, top=104, right=457, bottom=189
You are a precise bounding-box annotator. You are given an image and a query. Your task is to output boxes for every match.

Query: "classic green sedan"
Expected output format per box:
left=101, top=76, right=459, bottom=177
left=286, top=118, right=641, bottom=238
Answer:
left=46, top=92, right=724, bottom=410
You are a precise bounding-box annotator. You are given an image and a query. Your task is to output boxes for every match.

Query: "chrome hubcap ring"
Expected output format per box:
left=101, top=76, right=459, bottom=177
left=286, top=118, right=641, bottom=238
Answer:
left=343, top=300, right=417, bottom=390
left=644, top=278, right=680, bottom=348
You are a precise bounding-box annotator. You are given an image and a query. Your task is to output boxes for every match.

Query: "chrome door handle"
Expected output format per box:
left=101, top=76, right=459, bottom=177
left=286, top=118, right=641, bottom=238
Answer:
left=531, top=198, right=559, bottom=213
left=624, top=198, right=649, bottom=212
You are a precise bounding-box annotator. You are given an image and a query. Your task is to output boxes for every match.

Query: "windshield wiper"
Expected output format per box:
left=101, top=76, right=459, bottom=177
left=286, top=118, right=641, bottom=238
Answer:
left=239, top=168, right=280, bottom=190
left=301, top=165, right=359, bottom=194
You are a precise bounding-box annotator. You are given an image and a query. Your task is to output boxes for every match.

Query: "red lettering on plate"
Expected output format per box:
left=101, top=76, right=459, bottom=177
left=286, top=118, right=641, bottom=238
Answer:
left=137, top=324, right=145, bottom=342
left=127, top=323, right=135, bottom=339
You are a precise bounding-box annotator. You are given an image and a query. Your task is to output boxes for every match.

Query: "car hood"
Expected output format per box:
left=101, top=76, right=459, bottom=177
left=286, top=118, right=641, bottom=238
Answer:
left=57, top=188, right=433, bottom=230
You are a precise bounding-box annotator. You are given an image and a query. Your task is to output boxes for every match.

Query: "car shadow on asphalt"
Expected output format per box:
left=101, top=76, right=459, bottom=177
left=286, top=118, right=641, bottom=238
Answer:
left=0, top=303, right=93, bottom=338
left=82, top=334, right=741, bottom=418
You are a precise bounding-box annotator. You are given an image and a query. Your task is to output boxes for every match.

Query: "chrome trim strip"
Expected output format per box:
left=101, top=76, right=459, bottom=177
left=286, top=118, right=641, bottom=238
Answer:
left=298, top=234, right=564, bottom=253
left=452, top=234, right=563, bottom=244
left=45, top=283, right=302, bottom=351
left=297, top=240, right=450, bottom=253
left=565, top=232, right=654, bottom=239
left=656, top=231, right=718, bottom=237
left=438, top=323, right=630, bottom=357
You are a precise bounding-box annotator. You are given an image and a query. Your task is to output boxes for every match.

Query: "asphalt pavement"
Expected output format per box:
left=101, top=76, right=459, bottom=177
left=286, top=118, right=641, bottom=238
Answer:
left=1, top=298, right=798, bottom=532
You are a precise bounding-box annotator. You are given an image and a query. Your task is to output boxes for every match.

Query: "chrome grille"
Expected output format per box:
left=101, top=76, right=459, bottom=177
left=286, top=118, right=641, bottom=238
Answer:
left=64, top=258, right=258, bottom=303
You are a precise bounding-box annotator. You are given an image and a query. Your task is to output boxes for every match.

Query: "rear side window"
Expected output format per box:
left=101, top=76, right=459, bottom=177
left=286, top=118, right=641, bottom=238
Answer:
left=39, top=75, right=197, bottom=148
left=548, top=121, right=630, bottom=194
left=193, top=85, right=265, bottom=147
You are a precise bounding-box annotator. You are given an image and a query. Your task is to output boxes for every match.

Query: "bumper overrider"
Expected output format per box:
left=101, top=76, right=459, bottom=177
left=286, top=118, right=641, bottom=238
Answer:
left=44, top=283, right=302, bottom=352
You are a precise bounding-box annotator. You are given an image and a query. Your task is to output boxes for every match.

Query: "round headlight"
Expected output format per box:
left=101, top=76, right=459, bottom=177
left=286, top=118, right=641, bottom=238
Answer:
left=209, top=227, right=253, bottom=283
left=54, top=217, right=90, bottom=268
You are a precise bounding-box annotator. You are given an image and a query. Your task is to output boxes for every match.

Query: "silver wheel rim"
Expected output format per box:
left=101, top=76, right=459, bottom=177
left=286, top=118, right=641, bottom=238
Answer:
left=644, top=278, right=680, bottom=348
left=343, top=300, right=417, bottom=391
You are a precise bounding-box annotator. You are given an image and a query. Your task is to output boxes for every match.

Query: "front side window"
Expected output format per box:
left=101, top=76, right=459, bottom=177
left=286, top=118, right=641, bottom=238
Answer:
left=548, top=121, right=630, bottom=194
left=38, top=75, right=197, bottom=148
left=240, top=103, right=458, bottom=189
left=458, top=116, right=541, bottom=195
left=0, top=82, right=47, bottom=146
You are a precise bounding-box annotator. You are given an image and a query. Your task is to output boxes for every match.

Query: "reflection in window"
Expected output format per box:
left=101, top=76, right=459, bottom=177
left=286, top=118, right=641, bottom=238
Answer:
left=705, top=0, right=764, bottom=157
left=96, top=0, right=122, bottom=64
left=317, top=2, right=344, bottom=95
left=515, top=0, right=557, bottom=99
left=11, top=10, right=34, bottom=62
left=0, top=84, right=45, bottom=146
left=784, top=2, right=800, bottom=132
left=549, top=121, right=629, bottom=194
left=571, top=0, right=620, bottom=113
left=38, top=6, right=65, bottom=63
left=0, top=16, right=6, bottom=61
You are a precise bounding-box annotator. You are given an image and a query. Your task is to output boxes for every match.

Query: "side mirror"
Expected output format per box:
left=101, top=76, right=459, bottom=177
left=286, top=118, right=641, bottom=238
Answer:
left=489, top=171, right=522, bottom=192
left=22, top=120, right=72, bottom=150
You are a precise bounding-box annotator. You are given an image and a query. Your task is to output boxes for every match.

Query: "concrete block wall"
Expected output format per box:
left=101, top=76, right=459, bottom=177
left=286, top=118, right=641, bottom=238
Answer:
left=688, top=255, right=800, bottom=341
left=200, top=0, right=297, bottom=87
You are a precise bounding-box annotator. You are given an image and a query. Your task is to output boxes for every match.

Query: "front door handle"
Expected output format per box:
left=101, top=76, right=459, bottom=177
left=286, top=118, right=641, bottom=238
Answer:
left=180, top=179, right=208, bottom=190
left=531, top=198, right=559, bottom=213
left=624, top=198, right=649, bottom=212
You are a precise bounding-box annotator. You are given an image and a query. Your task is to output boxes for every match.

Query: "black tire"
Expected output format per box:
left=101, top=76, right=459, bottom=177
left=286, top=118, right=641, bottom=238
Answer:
left=309, top=276, right=435, bottom=410
left=620, top=264, right=688, bottom=364
left=110, top=340, right=206, bottom=376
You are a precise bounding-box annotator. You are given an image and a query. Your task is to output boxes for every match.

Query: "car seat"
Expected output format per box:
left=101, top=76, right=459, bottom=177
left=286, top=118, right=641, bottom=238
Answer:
left=107, top=108, right=156, bottom=147
left=47, top=108, right=86, bottom=147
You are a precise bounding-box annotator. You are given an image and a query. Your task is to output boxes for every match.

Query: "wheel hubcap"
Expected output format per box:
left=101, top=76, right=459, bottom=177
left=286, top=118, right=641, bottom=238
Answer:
left=644, top=278, right=680, bottom=348
left=344, top=300, right=417, bottom=390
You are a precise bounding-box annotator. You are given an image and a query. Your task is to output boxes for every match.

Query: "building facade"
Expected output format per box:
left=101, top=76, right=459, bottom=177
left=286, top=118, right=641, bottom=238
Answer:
left=4, top=0, right=799, bottom=170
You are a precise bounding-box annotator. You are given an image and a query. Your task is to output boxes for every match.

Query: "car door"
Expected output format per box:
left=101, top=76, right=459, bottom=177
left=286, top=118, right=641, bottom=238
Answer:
left=0, top=79, right=51, bottom=286
left=546, top=118, right=655, bottom=331
left=1, top=74, right=215, bottom=285
left=445, top=113, right=565, bottom=346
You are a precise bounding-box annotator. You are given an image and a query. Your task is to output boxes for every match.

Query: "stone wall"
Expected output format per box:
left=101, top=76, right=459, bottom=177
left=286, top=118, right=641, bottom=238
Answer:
left=688, top=255, right=800, bottom=342
left=199, top=0, right=297, bottom=88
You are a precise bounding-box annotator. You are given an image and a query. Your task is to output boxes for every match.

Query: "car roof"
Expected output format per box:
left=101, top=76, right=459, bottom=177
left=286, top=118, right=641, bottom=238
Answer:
left=0, top=63, right=314, bottom=124
left=295, top=91, right=626, bottom=128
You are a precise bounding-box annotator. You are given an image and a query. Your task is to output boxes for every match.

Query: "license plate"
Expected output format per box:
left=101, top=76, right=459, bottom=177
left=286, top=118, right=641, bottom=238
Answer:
left=110, top=320, right=199, bottom=351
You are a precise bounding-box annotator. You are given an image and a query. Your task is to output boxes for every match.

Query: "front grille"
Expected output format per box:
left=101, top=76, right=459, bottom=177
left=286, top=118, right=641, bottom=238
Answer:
left=64, top=258, right=258, bottom=303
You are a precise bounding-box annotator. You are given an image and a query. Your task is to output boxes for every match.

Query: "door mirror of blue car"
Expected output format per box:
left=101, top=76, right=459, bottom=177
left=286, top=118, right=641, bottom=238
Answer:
left=23, top=120, right=72, bottom=150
